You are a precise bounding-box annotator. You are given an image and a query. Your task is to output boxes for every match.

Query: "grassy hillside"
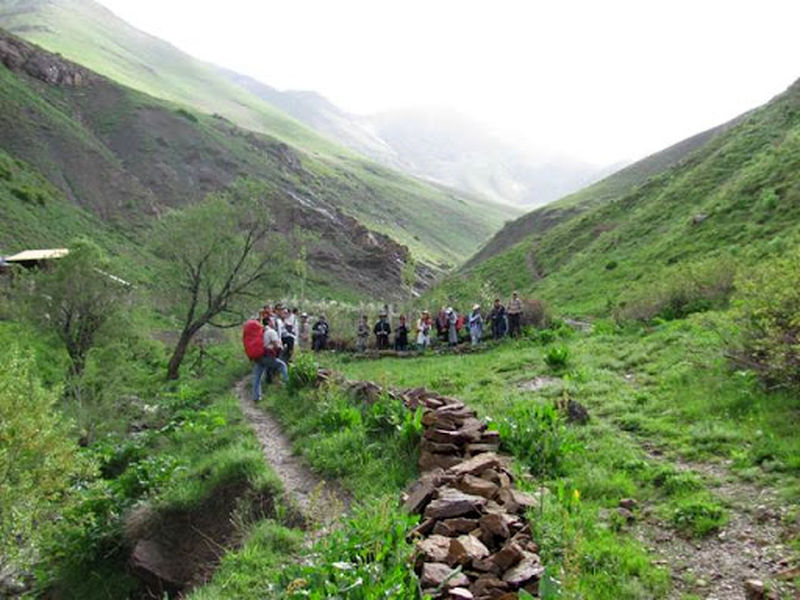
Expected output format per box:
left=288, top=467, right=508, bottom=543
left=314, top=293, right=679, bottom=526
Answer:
left=0, top=2, right=516, bottom=268
left=0, top=30, right=514, bottom=300
left=437, top=77, right=800, bottom=315
left=465, top=116, right=741, bottom=268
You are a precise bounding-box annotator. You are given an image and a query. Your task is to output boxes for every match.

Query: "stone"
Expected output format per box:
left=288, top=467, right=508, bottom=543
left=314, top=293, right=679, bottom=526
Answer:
left=490, top=542, right=524, bottom=571
left=447, top=534, right=490, bottom=566
left=744, top=579, right=765, bottom=600
left=619, top=498, right=638, bottom=510
left=479, top=430, right=501, bottom=444
left=420, top=451, right=464, bottom=472
left=479, top=513, right=510, bottom=541
left=448, top=453, right=502, bottom=477
left=466, top=443, right=501, bottom=455
left=617, top=507, right=636, bottom=523
left=420, top=562, right=470, bottom=588
left=470, top=575, right=510, bottom=597
left=403, top=479, right=437, bottom=514
left=425, top=428, right=469, bottom=444
left=438, top=518, right=480, bottom=535
left=408, top=517, right=436, bottom=539
left=456, top=474, right=500, bottom=499
left=417, top=535, right=452, bottom=563
left=448, top=588, right=474, bottom=599
left=421, top=440, right=463, bottom=454
left=502, top=554, right=544, bottom=586
left=424, top=488, right=487, bottom=519
left=472, top=557, right=503, bottom=574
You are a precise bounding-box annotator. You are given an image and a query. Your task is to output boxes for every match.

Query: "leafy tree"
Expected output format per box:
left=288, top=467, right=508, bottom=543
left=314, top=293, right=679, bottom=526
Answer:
left=734, top=247, right=800, bottom=390
left=22, top=238, right=128, bottom=377
left=151, top=181, right=287, bottom=380
left=0, top=346, right=94, bottom=572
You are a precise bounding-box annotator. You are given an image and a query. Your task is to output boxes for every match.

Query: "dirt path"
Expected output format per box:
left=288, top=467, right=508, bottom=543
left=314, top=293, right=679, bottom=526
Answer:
left=635, top=450, right=797, bottom=600
left=236, top=381, right=346, bottom=523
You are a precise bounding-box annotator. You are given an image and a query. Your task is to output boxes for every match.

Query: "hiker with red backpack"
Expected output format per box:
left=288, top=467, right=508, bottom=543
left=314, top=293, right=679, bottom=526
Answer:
left=243, top=316, right=288, bottom=402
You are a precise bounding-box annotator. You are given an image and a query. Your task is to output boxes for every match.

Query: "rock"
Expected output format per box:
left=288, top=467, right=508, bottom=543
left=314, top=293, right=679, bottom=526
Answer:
left=479, top=513, right=510, bottom=541
left=425, top=488, right=487, bottom=519
left=479, top=430, right=501, bottom=444
left=447, top=534, right=490, bottom=566
left=456, top=474, right=500, bottom=499
left=404, top=478, right=438, bottom=514
left=420, top=562, right=470, bottom=588
left=744, top=579, right=765, bottom=600
left=490, top=542, right=524, bottom=571
left=422, top=440, right=463, bottom=453
left=417, top=535, right=453, bottom=563
left=496, top=488, right=537, bottom=514
left=448, top=453, right=503, bottom=477
left=502, top=553, right=544, bottom=586
left=470, top=575, right=510, bottom=597
left=408, top=517, right=436, bottom=539
left=425, top=428, right=469, bottom=444
left=466, top=443, right=501, bottom=455
left=448, top=587, right=474, bottom=599
left=472, top=557, right=503, bottom=574
left=617, top=507, right=636, bottom=523
left=435, top=518, right=480, bottom=536
left=420, top=451, right=464, bottom=472
left=566, top=398, right=589, bottom=424
left=692, top=213, right=709, bottom=225
left=619, top=498, right=638, bottom=510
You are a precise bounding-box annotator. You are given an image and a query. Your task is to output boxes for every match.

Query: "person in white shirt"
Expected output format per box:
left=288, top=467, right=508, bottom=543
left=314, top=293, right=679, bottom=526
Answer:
left=253, top=320, right=288, bottom=401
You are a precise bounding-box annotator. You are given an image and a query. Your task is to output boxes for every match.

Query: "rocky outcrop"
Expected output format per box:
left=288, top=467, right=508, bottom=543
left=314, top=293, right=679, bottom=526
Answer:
left=317, top=370, right=545, bottom=599
left=0, top=30, right=93, bottom=86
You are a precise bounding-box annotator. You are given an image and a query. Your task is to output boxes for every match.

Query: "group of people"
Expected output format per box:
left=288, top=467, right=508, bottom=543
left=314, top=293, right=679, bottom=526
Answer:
left=247, top=292, right=525, bottom=400
left=355, top=292, right=525, bottom=352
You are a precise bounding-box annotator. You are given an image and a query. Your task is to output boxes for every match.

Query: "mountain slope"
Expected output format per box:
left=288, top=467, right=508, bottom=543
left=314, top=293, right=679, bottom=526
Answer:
left=464, top=115, right=743, bottom=268
left=430, top=77, right=800, bottom=315
left=0, top=30, right=509, bottom=298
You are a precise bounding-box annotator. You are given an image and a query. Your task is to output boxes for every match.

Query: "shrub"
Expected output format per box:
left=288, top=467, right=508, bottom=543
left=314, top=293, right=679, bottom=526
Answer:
left=545, top=345, right=570, bottom=371
left=733, top=247, right=800, bottom=390
left=288, top=352, right=318, bottom=391
left=671, top=499, right=726, bottom=537
left=492, top=402, right=578, bottom=479
left=617, top=257, right=738, bottom=322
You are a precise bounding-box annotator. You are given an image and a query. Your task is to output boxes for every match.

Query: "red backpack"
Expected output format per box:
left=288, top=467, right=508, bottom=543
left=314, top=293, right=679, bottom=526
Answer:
left=242, top=320, right=266, bottom=360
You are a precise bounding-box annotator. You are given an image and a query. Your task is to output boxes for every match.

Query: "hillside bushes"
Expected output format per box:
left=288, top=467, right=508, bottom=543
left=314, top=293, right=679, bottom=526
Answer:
left=616, top=257, right=737, bottom=322
left=734, top=247, right=800, bottom=391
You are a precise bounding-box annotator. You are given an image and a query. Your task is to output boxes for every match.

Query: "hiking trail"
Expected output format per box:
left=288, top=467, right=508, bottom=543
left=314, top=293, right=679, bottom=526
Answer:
left=235, top=380, right=346, bottom=522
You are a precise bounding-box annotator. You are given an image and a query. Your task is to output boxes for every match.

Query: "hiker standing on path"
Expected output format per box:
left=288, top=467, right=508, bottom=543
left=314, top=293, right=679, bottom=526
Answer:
left=312, top=314, right=329, bottom=351
left=468, top=304, right=483, bottom=346
left=247, top=318, right=288, bottom=402
left=298, top=312, right=310, bottom=349
left=507, top=291, right=523, bottom=338
left=356, top=314, right=369, bottom=352
left=490, top=298, right=507, bottom=340
left=395, top=314, right=410, bottom=351
left=416, top=310, right=432, bottom=350
left=374, top=311, right=392, bottom=350
left=278, top=304, right=296, bottom=362
left=447, top=307, right=458, bottom=347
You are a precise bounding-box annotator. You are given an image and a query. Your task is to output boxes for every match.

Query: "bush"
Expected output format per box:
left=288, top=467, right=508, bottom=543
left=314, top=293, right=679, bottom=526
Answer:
left=492, top=402, right=578, bottom=479
left=288, top=352, right=318, bottom=391
left=734, top=248, right=800, bottom=390
left=617, top=257, right=737, bottom=322
left=545, top=345, right=570, bottom=371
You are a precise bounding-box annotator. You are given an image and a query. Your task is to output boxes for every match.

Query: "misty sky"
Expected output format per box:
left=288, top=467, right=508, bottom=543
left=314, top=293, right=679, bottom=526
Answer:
left=97, top=0, right=799, bottom=165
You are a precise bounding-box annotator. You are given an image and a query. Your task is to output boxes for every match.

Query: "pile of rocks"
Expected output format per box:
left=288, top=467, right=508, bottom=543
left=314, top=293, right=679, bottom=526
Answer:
left=400, top=389, right=544, bottom=599
left=315, top=370, right=545, bottom=599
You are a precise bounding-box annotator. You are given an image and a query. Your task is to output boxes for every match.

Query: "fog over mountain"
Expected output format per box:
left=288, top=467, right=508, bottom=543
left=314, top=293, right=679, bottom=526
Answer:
left=221, top=70, right=613, bottom=207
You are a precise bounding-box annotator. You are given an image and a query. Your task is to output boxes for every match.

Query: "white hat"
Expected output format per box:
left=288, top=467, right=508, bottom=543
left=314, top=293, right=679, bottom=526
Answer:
left=473, top=304, right=480, bottom=310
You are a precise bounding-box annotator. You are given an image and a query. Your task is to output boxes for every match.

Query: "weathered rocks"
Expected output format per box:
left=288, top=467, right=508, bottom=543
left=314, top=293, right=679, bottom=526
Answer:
left=424, top=488, right=488, bottom=519
left=421, top=562, right=470, bottom=588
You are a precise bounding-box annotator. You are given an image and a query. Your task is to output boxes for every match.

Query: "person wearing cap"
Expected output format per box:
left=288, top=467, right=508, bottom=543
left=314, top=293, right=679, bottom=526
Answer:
left=312, top=314, right=329, bottom=351
left=508, top=291, right=523, bottom=338
left=416, top=310, right=432, bottom=350
left=468, top=304, right=484, bottom=346
left=374, top=311, right=392, bottom=351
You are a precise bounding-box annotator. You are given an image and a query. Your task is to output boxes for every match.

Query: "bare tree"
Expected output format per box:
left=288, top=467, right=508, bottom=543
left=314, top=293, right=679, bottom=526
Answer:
left=151, top=182, right=286, bottom=380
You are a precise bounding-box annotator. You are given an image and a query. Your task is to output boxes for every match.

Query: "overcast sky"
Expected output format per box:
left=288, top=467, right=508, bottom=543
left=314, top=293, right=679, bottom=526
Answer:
left=96, top=0, right=799, bottom=165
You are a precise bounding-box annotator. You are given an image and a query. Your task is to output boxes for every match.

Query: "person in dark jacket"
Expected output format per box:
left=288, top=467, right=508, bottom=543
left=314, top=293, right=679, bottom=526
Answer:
left=312, top=315, right=329, bottom=351
left=490, top=298, right=507, bottom=340
left=394, top=314, right=410, bottom=351
left=374, top=311, right=391, bottom=350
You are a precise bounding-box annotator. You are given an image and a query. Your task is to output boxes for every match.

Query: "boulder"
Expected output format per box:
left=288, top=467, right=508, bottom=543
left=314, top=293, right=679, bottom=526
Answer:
left=448, top=587, right=474, bottom=599
left=448, top=453, right=503, bottom=477
left=446, top=534, right=490, bottom=566
left=424, top=489, right=487, bottom=519
left=479, top=513, right=510, bottom=541
left=420, top=451, right=464, bottom=472
left=420, top=562, right=470, bottom=588
left=502, top=553, right=544, bottom=587
left=456, top=474, right=499, bottom=499
left=470, top=576, right=509, bottom=597
left=417, top=534, right=452, bottom=563
left=434, top=518, right=480, bottom=536
left=403, top=478, right=437, bottom=514
left=490, top=542, right=524, bottom=571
